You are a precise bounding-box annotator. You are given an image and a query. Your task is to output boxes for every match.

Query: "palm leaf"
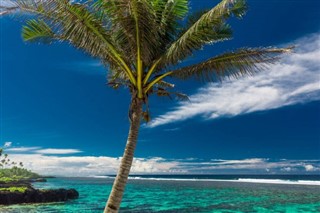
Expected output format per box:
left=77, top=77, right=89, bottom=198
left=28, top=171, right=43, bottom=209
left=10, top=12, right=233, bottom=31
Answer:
left=14, top=0, right=136, bottom=84
left=169, top=47, right=293, bottom=81
left=96, top=0, right=160, bottom=66
left=155, top=88, right=189, bottom=101
left=0, top=4, right=19, bottom=16
left=157, top=80, right=175, bottom=89
left=161, top=0, right=247, bottom=67
left=95, top=0, right=136, bottom=63
left=171, top=91, right=190, bottom=101
left=22, top=19, right=55, bottom=43
left=132, top=0, right=161, bottom=66
left=153, top=0, right=189, bottom=41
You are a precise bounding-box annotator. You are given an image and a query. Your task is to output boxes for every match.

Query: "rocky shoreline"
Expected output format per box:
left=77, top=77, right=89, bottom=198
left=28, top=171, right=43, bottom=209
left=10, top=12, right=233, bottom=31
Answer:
left=0, top=179, right=79, bottom=205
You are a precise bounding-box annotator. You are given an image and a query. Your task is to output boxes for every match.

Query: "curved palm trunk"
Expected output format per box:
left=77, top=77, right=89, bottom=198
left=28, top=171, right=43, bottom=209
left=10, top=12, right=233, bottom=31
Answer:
left=104, top=98, right=143, bottom=213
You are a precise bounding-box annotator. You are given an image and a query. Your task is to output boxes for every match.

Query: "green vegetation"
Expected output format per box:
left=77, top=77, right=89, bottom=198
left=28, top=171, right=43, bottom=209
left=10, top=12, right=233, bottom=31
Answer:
left=0, top=148, right=40, bottom=183
left=0, top=177, right=20, bottom=183
left=0, top=167, right=40, bottom=182
left=0, top=148, right=23, bottom=168
left=0, top=187, right=28, bottom=193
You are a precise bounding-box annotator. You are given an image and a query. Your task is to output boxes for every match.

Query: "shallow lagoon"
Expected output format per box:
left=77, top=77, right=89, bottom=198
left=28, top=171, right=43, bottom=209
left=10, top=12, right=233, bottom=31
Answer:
left=1, top=176, right=320, bottom=213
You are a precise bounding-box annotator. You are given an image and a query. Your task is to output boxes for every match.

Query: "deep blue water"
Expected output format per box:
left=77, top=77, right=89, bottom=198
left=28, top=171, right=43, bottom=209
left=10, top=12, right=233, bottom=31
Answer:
left=1, top=175, right=320, bottom=212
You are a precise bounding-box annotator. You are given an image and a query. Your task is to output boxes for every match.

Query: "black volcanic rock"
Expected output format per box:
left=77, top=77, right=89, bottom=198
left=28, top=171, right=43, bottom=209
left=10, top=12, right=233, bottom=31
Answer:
left=0, top=188, right=79, bottom=205
left=0, top=178, right=45, bottom=186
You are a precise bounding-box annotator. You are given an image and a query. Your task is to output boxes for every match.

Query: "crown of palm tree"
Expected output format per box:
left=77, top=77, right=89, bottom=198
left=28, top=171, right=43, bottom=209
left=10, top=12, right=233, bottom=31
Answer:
left=4, top=0, right=291, bottom=109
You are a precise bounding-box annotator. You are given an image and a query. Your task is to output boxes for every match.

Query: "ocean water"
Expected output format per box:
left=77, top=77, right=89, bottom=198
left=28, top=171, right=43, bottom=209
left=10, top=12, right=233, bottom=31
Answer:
left=1, top=175, right=320, bottom=213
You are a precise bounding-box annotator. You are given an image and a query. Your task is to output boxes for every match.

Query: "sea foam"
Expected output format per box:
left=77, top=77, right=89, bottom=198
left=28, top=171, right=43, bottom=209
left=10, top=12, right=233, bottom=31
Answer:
left=92, top=176, right=320, bottom=186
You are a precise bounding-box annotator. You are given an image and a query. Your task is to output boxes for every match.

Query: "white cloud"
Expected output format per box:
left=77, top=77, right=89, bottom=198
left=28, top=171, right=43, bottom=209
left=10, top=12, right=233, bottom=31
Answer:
left=5, top=146, right=82, bottom=155
left=7, top=153, right=320, bottom=176
left=62, top=60, right=106, bottom=75
left=178, top=159, right=320, bottom=173
left=34, top=148, right=83, bottom=154
left=149, top=34, right=320, bottom=127
left=6, top=147, right=41, bottom=152
left=8, top=154, right=184, bottom=176
left=209, top=158, right=266, bottom=165
left=4, top=142, right=12, bottom=148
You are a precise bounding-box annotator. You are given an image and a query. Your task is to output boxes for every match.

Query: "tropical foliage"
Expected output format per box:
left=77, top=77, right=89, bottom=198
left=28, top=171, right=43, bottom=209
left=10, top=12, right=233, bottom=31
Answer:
left=0, top=186, right=29, bottom=193
left=1, top=0, right=292, bottom=212
left=0, top=148, right=39, bottom=182
left=0, top=167, right=40, bottom=181
left=0, top=148, right=23, bottom=168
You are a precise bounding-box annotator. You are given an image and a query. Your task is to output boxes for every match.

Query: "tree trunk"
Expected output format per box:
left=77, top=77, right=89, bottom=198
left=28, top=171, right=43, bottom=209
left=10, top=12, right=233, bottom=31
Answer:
left=104, top=98, right=143, bottom=213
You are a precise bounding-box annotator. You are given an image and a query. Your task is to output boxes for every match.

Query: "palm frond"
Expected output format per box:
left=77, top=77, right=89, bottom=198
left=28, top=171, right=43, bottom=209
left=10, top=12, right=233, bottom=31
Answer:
left=14, top=0, right=58, bottom=18
left=127, top=0, right=189, bottom=65
left=96, top=0, right=161, bottom=66
left=94, top=0, right=129, bottom=22
left=15, top=0, right=112, bottom=57
left=95, top=0, right=136, bottom=63
left=0, top=4, right=19, bottom=16
left=132, top=0, right=161, bottom=66
left=153, top=0, right=189, bottom=63
left=161, top=0, right=247, bottom=67
left=185, top=9, right=209, bottom=28
left=155, top=88, right=190, bottom=101
left=157, top=80, right=175, bottom=89
left=22, top=19, right=55, bottom=43
left=154, top=0, right=188, bottom=37
left=171, top=91, right=190, bottom=101
left=14, top=0, right=136, bottom=84
left=169, top=47, right=293, bottom=81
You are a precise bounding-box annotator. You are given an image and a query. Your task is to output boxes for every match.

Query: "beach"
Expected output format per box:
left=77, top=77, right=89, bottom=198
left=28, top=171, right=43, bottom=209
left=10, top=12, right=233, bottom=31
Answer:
left=1, top=175, right=319, bottom=212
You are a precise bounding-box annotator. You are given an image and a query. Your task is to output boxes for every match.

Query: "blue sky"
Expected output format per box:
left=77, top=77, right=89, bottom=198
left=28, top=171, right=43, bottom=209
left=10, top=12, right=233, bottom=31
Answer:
left=1, top=0, right=320, bottom=176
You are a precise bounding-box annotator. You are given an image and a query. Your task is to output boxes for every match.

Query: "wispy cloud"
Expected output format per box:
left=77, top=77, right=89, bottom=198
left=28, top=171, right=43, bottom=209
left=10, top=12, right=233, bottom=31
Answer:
left=163, top=128, right=180, bottom=132
left=149, top=34, right=320, bottom=127
left=62, top=60, right=106, bottom=75
left=34, top=148, right=83, bottom=154
left=8, top=153, right=320, bottom=176
left=6, top=147, right=41, bottom=152
left=3, top=142, right=12, bottom=148
left=6, top=146, right=82, bottom=155
left=181, top=159, right=320, bottom=173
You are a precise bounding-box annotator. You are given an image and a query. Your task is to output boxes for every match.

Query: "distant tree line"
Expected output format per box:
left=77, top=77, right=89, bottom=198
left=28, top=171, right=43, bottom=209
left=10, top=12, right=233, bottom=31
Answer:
left=0, top=148, right=40, bottom=181
left=0, top=148, right=23, bottom=168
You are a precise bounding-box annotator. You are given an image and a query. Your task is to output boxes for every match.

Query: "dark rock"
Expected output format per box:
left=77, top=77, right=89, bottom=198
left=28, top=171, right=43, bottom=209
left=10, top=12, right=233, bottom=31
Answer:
left=66, top=189, right=79, bottom=199
left=0, top=182, right=32, bottom=188
left=0, top=179, right=33, bottom=186
left=0, top=188, right=79, bottom=205
left=0, top=183, right=31, bottom=188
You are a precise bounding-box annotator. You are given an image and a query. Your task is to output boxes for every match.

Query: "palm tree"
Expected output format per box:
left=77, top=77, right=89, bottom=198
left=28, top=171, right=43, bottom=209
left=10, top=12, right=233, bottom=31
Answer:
left=2, top=0, right=292, bottom=212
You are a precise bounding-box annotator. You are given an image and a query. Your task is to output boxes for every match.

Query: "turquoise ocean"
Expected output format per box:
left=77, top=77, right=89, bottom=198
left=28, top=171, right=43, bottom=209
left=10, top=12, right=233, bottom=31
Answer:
left=1, top=175, right=320, bottom=213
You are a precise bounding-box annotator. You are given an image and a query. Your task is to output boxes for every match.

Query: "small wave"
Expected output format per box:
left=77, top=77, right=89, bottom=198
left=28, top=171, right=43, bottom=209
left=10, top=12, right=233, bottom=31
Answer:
left=237, top=178, right=320, bottom=185
left=91, top=175, right=114, bottom=179
left=128, top=177, right=198, bottom=181
left=91, top=176, right=320, bottom=186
